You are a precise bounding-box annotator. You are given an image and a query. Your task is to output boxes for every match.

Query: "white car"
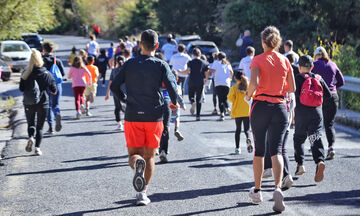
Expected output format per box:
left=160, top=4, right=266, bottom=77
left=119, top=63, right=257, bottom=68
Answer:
left=0, top=40, right=31, bottom=72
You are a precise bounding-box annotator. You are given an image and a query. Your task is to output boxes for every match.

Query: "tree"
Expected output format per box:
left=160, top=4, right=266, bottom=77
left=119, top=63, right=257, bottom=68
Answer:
left=128, top=0, right=158, bottom=35
left=0, top=0, right=56, bottom=39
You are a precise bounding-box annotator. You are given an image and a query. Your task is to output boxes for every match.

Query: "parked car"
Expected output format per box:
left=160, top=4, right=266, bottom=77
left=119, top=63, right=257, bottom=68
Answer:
left=21, top=33, right=43, bottom=51
left=0, top=59, right=12, bottom=81
left=0, top=41, right=31, bottom=72
left=186, top=41, right=219, bottom=63
left=177, top=35, right=201, bottom=47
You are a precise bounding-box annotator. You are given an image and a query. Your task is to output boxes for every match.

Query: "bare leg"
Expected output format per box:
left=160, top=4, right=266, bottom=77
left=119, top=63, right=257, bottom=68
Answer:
left=86, top=95, right=91, bottom=110
left=253, top=156, right=264, bottom=190
left=128, top=147, right=156, bottom=186
left=271, top=154, right=284, bottom=188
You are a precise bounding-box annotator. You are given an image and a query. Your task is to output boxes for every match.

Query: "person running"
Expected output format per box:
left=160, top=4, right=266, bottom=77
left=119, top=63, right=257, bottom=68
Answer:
left=79, top=49, right=88, bottom=64
left=42, top=41, right=65, bottom=134
left=283, top=40, right=299, bottom=65
left=124, top=36, right=134, bottom=53
left=210, top=52, right=219, bottom=115
left=105, top=55, right=126, bottom=130
left=122, top=48, right=131, bottom=62
left=293, top=55, right=332, bottom=183
left=68, top=56, right=92, bottom=119
left=179, top=48, right=209, bottom=121
left=245, top=26, right=295, bottom=212
left=86, top=35, right=100, bottom=58
left=169, top=44, right=192, bottom=96
left=110, top=29, right=178, bottom=206
left=238, top=46, right=255, bottom=79
left=161, top=36, right=176, bottom=63
left=84, top=56, right=99, bottom=116
left=200, top=54, right=208, bottom=103
left=95, top=49, right=109, bottom=87
left=68, top=46, right=77, bottom=66
left=313, top=46, right=344, bottom=160
left=20, top=49, right=57, bottom=156
left=209, top=52, right=233, bottom=121
left=108, top=42, right=115, bottom=69
left=236, top=30, right=254, bottom=60
left=227, top=71, right=253, bottom=155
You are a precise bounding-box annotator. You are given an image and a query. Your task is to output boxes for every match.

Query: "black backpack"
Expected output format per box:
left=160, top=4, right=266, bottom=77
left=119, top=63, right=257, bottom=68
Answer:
left=23, top=79, right=41, bottom=105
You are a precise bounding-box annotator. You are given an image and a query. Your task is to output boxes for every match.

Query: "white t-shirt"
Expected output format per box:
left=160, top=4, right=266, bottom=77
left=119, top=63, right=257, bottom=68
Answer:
left=162, top=43, right=176, bottom=61
left=238, top=56, right=253, bottom=79
left=169, top=52, right=192, bottom=77
left=211, top=60, right=233, bottom=87
left=284, top=50, right=299, bottom=65
left=87, top=41, right=99, bottom=56
left=125, top=41, right=133, bottom=52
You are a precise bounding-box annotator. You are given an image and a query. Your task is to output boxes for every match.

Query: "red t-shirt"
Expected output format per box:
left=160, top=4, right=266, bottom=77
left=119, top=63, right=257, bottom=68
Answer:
left=250, top=51, right=292, bottom=103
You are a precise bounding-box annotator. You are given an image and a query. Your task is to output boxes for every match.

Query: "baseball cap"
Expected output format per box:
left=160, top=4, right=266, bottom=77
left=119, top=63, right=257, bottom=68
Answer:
left=314, top=46, right=325, bottom=56
left=141, top=29, right=158, bottom=49
left=298, top=55, right=313, bottom=68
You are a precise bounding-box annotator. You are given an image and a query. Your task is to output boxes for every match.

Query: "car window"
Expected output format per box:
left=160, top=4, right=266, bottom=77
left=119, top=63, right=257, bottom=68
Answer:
left=188, top=45, right=218, bottom=54
left=3, top=44, right=30, bottom=52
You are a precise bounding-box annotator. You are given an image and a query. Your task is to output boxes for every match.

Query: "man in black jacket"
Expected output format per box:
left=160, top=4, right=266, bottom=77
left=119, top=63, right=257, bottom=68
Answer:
left=111, top=29, right=178, bottom=206
left=42, top=42, right=65, bottom=134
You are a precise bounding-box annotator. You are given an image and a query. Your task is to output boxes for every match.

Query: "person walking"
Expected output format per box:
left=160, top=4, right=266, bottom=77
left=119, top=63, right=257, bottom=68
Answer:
left=161, top=36, right=176, bottom=63
left=245, top=26, right=295, bottom=212
left=283, top=40, right=300, bottom=65
left=42, top=41, right=65, bottom=134
left=108, top=42, right=115, bottom=69
left=95, top=49, right=109, bottom=87
left=84, top=56, right=99, bottom=116
left=86, top=35, right=100, bottom=58
left=68, top=56, right=92, bottom=119
left=238, top=46, right=255, bottom=79
left=20, top=49, right=57, bottom=156
left=209, top=52, right=233, bottom=121
left=68, top=46, right=77, bottom=66
left=210, top=52, right=219, bottom=115
left=236, top=30, right=254, bottom=60
left=110, top=29, right=178, bottom=206
left=227, top=71, right=253, bottom=155
left=313, top=46, right=344, bottom=160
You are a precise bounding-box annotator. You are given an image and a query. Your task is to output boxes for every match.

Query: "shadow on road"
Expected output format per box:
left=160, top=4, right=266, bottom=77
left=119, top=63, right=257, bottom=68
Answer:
left=156, top=154, right=240, bottom=166
left=173, top=202, right=254, bottom=216
left=62, top=155, right=128, bottom=163
left=188, top=160, right=252, bottom=168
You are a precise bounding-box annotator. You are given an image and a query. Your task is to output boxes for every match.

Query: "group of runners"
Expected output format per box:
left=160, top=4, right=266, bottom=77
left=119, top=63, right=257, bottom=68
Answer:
left=19, top=26, right=344, bottom=212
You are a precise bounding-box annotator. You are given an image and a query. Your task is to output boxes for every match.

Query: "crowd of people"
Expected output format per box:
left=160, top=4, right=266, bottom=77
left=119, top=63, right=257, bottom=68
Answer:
left=18, top=26, right=345, bottom=212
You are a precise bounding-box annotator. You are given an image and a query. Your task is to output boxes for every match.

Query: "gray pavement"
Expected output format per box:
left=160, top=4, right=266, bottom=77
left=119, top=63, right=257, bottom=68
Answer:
left=0, top=35, right=360, bottom=216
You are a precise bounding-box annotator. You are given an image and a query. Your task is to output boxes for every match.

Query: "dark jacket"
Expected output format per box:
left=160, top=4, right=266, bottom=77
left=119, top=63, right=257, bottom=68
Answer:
left=239, top=36, right=254, bottom=59
left=110, top=54, right=178, bottom=122
left=19, top=66, right=57, bottom=107
left=95, top=54, right=109, bottom=73
left=42, top=54, right=65, bottom=77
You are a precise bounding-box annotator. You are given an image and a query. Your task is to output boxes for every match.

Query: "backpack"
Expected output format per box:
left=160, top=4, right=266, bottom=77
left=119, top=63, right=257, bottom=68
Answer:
left=300, top=74, right=323, bottom=107
left=49, top=56, right=63, bottom=84
left=23, top=79, right=41, bottom=105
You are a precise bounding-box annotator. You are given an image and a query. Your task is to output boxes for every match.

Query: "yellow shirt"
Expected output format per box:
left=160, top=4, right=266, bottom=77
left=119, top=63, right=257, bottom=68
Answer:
left=227, top=83, right=250, bottom=118
left=85, top=65, right=99, bottom=83
left=68, top=53, right=77, bottom=66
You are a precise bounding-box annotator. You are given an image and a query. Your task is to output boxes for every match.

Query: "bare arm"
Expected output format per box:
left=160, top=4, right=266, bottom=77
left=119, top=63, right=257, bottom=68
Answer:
left=178, top=68, right=190, bottom=75
left=285, top=70, right=296, bottom=93
left=246, top=66, right=259, bottom=100
left=105, top=80, right=112, bottom=101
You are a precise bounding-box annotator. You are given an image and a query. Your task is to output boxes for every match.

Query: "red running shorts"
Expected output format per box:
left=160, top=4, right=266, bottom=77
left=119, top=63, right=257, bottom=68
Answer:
left=124, top=121, right=164, bottom=149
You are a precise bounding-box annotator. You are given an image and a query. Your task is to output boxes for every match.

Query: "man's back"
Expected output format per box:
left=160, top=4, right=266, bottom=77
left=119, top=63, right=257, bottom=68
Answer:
left=169, top=52, right=191, bottom=73
left=239, top=37, right=254, bottom=59
left=162, top=43, right=176, bottom=61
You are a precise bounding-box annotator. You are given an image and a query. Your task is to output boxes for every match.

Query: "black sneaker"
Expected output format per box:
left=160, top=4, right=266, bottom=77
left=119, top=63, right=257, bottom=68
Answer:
left=47, top=128, right=54, bottom=135
left=325, top=148, right=335, bottom=160
left=212, top=109, right=218, bottom=115
left=133, top=158, right=146, bottom=192
left=55, top=114, right=62, bottom=132
left=174, top=130, right=184, bottom=141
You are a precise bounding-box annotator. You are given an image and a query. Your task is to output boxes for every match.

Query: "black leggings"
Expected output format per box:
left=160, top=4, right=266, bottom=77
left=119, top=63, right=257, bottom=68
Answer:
left=215, top=86, right=229, bottom=114
left=113, top=95, right=122, bottom=122
left=235, top=117, right=250, bottom=148
left=322, top=93, right=338, bottom=147
left=188, top=85, right=204, bottom=117
left=100, top=70, right=106, bottom=85
left=212, top=78, right=217, bottom=108
left=160, top=98, right=171, bottom=154
left=250, top=100, right=288, bottom=157
left=25, top=104, right=48, bottom=148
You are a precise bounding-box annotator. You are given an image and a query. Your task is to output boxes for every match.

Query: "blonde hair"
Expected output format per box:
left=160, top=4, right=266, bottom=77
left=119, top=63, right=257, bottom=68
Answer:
left=261, top=26, right=282, bottom=49
left=22, top=49, right=44, bottom=80
left=315, top=47, right=330, bottom=61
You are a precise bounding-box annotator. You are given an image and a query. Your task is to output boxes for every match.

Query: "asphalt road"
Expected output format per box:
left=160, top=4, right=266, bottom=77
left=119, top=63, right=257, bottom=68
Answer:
left=0, top=35, right=360, bottom=216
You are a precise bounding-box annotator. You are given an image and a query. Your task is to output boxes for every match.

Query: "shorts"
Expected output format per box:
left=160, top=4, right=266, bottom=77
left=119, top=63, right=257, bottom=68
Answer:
left=124, top=121, right=164, bottom=149
left=85, top=83, right=98, bottom=96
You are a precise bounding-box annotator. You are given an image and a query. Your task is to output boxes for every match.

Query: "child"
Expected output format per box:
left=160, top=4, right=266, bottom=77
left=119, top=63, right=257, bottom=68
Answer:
left=170, top=69, right=186, bottom=141
left=68, top=56, right=91, bottom=119
left=293, top=55, right=331, bottom=183
left=227, top=71, right=252, bottom=154
left=210, top=52, right=219, bottom=115
left=238, top=46, right=255, bottom=79
left=79, top=49, right=88, bottom=64
left=95, top=49, right=109, bottom=87
left=105, top=55, right=126, bottom=130
left=85, top=56, right=99, bottom=116
left=108, top=42, right=115, bottom=69
left=68, top=46, right=77, bottom=66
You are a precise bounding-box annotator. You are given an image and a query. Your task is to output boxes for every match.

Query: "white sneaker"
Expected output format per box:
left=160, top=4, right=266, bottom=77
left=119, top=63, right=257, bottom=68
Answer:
left=136, top=191, right=151, bottom=206
left=295, top=165, right=306, bottom=176
left=34, top=147, right=42, bottom=156
left=281, top=175, right=293, bottom=190
left=26, top=137, right=34, bottom=152
left=273, top=187, right=285, bottom=212
left=249, top=187, right=263, bottom=204
left=76, top=111, right=81, bottom=120
left=116, top=122, right=124, bottom=131
left=159, top=150, right=168, bottom=163
left=263, top=168, right=272, bottom=178
left=80, top=105, right=86, bottom=114
left=190, top=102, right=196, bottom=115
left=235, top=148, right=241, bottom=155
left=133, top=158, right=146, bottom=192
left=155, top=149, right=159, bottom=156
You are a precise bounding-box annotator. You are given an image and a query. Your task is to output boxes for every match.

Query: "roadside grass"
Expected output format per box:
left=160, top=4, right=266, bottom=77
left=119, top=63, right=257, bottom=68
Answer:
left=0, top=96, right=15, bottom=112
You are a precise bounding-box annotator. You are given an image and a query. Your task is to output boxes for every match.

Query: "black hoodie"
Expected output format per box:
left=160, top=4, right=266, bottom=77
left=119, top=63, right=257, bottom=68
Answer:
left=19, top=66, right=57, bottom=107
left=42, top=54, right=65, bottom=77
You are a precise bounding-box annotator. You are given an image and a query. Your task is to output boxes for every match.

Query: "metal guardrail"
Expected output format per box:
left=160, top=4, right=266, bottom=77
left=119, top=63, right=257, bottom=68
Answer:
left=339, top=75, right=360, bottom=109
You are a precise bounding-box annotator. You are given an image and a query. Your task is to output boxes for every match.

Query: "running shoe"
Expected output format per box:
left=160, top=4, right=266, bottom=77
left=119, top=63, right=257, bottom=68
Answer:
left=325, top=148, right=335, bottom=160
left=80, top=105, right=86, bottom=114
left=263, top=168, right=272, bottom=178
left=133, top=158, right=146, bottom=192
left=281, top=175, right=293, bottom=190
left=246, top=138, right=253, bottom=153
left=136, top=192, right=151, bottom=206
left=196, top=116, right=200, bottom=121
left=116, top=122, right=124, bottom=131
left=273, top=187, right=285, bottom=212
left=295, top=164, right=306, bottom=176
left=235, top=148, right=241, bottom=155
left=174, top=130, right=184, bottom=141
left=76, top=112, right=81, bottom=120
left=190, top=102, right=196, bottom=115
left=219, top=115, right=225, bottom=121
left=34, top=147, right=42, bottom=156
left=201, top=97, right=205, bottom=103
left=26, top=137, right=34, bottom=152
left=47, top=128, right=54, bottom=135
left=226, top=108, right=231, bottom=116
left=314, top=161, right=325, bottom=182
left=55, top=114, right=62, bottom=132
left=155, top=149, right=159, bottom=156
left=86, top=110, right=92, bottom=116
left=249, top=187, right=263, bottom=204
left=159, top=150, right=168, bottom=163
left=212, top=109, right=218, bottom=115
